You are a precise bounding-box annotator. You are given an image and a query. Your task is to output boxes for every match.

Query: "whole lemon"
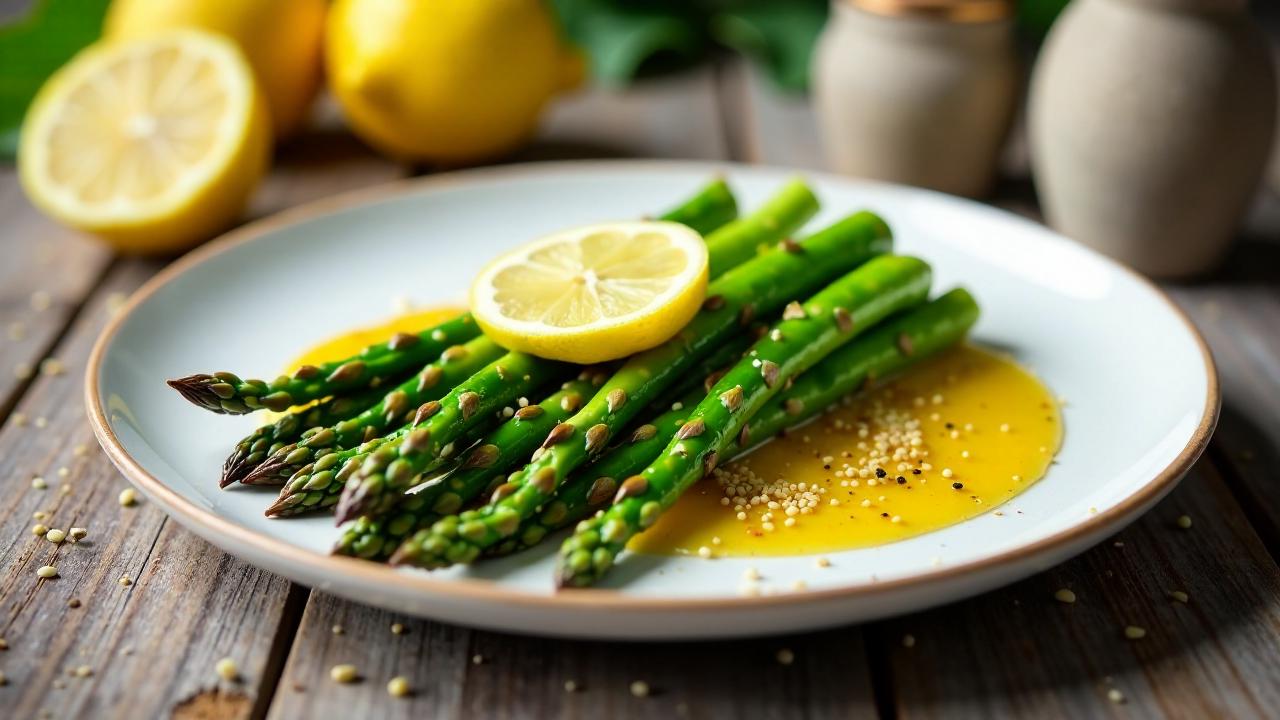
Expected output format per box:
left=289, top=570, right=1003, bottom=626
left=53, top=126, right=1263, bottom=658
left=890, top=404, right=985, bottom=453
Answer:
left=104, top=0, right=325, bottom=137
left=326, top=0, right=583, bottom=163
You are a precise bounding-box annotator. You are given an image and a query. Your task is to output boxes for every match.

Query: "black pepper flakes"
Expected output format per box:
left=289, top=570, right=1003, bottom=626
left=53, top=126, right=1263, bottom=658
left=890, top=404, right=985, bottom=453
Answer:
left=875, top=468, right=887, bottom=478
left=951, top=482, right=964, bottom=490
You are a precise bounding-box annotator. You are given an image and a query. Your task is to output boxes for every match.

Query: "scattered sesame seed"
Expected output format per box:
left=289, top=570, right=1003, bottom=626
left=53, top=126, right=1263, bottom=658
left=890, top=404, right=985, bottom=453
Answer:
left=0, top=671, right=7, bottom=686
left=941, top=468, right=954, bottom=479
left=73, top=444, right=89, bottom=457
left=31, top=477, right=47, bottom=489
left=390, top=622, right=405, bottom=635
left=0, top=638, right=7, bottom=650
left=1170, top=590, right=1189, bottom=603
left=890, top=515, right=902, bottom=524
left=564, top=679, right=579, bottom=693
left=1176, top=515, right=1192, bottom=529
left=330, top=664, right=359, bottom=683
left=902, top=634, right=916, bottom=648
left=118, top=488, right=139, bottom=506
left=697, top=546, right=712, bottom=559
left=74, top=665, right=92, bottom=678
left=471, top=654, right=484, bottom=665
left=69, top=527, right=87, bottom=541
left=387, top=676, right=412, bottom=697
left=630, top=680, right=651, bottom=698
left=215, top=658, right=239, bottom=681
left=40, top=358, right=65, bottom=376
left=37, top=565, right=58, bottom=578
left=34, top=416, right=48, bottom=428
left=331, top=624, right=344, bottom=635
left=118, top=576, right=132, bottom=586
left=56, top=467, right=69, bottom=478
left=45, top=528, right=66, bottom=544
left=13, top=412, right=27, bottom=426
left=14, top=362, right=34, bottom=380
left=1123, top=625, right=1146, bottom=640
left=671, top=402, right=683, bottom=411
left=816, top=557, right=831, bottom=568
left=776, top=648, right=795, bottom=665
left=32, top=524, right=49, bottom=536
left=1054, top=588, right=1077, bottom=604
left=1107, top=688, right=1126, bottom=704
left=67, top=598, right=81, bottom=608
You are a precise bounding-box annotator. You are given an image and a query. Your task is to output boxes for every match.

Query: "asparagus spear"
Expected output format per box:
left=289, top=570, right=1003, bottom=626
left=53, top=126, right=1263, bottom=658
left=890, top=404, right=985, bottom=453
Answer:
left=335, top=351, right=572, bottom=522
left=241, top=335, right=505, bottom=485
left=333, top=336, right=747, bottom=555
left=330, top=376, right=601, bottom=555
left=554, top=255, right=933, bottom=586
left=221, top=384, right=389, bottom=487
left=265, top=433, right=402, bottom=517
left=495, top=289, right=979, bottom=554
left=166, top=179, right=738, bottom=416
left=333, top=182, right=820, bottom=523
left=167, top=314, right=483, bottom=415
left=388, top=212, right=893, bottom=569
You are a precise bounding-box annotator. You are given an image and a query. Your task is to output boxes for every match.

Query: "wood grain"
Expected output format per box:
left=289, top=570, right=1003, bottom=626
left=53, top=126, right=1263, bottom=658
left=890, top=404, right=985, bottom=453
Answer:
left=0, top=261, right=298, bottom=719
left=0, top=168, right=112, bottom=419
left=269, top=591, right=875, bottom=720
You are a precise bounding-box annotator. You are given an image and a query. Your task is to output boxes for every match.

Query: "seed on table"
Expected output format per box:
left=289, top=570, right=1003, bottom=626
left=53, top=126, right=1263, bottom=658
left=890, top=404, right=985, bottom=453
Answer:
left=32, top=524, right=49, bottom=536
left=387, top=676, right=411, bottom=697
left=331, top=625, right=344, bottom=635
left=118, top=576, right=133, bottom=586
left=776, top=648, right=795, bottom=666
left=330, top=664, right=359, bottom=683
left=34, top=416, right=48, bottom=428
left=1176, top=515, right=1192, bottom=529
left=36, top=565, right=58, bottom=578
left=390, top=623, right=405, bottom=635
left=67, top=598, right=81, bottom=608
left=46, top=528, right=66, bottom=544
left=1107, top=688, right=1126, bottom=704
left=74, top=665, right=92, bottom=678
left=1124, top=625, right=1146, bottom=640
left=40, top=358, right=65, bottom=376
left=119, top=488, right=139, bottom=506
left=471, top=654, right=484, bottom=665
left=1054, top=588, right=1077, bottom=604
left=902, top=634, right=916, bottom=648
left=630, top=680, right=651, bottom=698
left=69, top=527, right=87, bottom=542
left=31, top=477, right=47, bottom=489
left=0, top=637, right=7, bottom=650
left=14, top=362, right=34, bottom=379
left=1170, top=590, right=1189, bottom=603
left=215, top=657, right=239, bottom=681
left=564, top=679, right=579, bottom=693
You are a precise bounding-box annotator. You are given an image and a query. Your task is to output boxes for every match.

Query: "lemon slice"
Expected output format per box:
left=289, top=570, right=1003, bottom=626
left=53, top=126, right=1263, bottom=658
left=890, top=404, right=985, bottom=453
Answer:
left=19, top=30, right=270, bottom=255
left=470, top=221, right=709, bottom=364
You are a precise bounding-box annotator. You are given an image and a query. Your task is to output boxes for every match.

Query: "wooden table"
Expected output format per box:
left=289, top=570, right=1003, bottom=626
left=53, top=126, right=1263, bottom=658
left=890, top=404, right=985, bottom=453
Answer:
left=3, top=61, right=1279, bottom=719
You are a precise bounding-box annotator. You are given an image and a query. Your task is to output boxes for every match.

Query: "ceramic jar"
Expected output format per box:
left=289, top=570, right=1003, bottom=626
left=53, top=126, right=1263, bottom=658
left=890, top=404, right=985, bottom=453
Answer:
left=1029, top=0, right=1276, bottom=278
left=813, top=0, right=1019, bottom=198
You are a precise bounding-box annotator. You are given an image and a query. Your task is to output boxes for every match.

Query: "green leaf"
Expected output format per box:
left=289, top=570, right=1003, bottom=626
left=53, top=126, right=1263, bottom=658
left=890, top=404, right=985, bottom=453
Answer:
left=710, top=0, right=828, bottom=93
left=0, top=0, right=111, bottom=161
left=550, top=0, right=708, bottom=85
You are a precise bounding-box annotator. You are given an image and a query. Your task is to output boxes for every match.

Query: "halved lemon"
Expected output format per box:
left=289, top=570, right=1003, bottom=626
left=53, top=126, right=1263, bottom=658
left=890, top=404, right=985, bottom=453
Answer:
left=19, top=30, right=270, bottom=255
left=470, top=221, right=709, bottom=364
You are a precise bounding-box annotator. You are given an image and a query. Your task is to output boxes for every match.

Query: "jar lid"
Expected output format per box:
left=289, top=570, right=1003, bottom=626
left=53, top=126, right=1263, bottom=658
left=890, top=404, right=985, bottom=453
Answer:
left=849, top=0, right=1014, bottom=23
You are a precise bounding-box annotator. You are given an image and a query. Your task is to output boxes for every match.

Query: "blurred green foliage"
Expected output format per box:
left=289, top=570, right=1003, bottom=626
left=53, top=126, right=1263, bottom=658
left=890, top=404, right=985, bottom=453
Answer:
left=0, top=0, right=110, bottom=159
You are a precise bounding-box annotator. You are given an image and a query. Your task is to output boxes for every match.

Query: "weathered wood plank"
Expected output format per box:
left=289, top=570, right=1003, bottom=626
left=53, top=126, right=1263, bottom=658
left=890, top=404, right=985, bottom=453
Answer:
left=886, top=459, right=1280, bottom=720
left=0, top=169, right=112, bottom=419
left=0, top=261, right=298, bottom=720
left=520, top=66, right=728, bottom=162
left=269, top=591, right=874, bottom=720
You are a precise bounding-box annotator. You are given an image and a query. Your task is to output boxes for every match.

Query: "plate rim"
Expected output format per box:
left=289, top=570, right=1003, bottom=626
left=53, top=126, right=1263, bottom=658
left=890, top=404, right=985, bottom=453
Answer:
left=84, top=158, right=1220, bottom=612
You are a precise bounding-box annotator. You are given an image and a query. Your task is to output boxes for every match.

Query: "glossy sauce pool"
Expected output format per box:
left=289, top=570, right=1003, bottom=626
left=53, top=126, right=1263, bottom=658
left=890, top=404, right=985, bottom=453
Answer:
left=283, top=306, right=466, bottom=371
left=630, top=345, right=1062, bottom=557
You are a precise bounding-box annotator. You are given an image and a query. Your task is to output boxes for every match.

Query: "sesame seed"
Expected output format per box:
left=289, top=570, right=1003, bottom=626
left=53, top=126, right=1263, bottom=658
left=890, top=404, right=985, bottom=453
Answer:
left=14, top=362, right=34, bottom=379
left=697, top=546, right=712, bottom=559
left=890, top=515, right=902, bottom=524
left=564, top=679, right=579, bottom=693
left=816, top=557, right=830, bottom=568
left=215, top=658, right=239, bottom=681
left=74, top=665, right=92, bottom=678
left=37, top=565, right=58, bottom=578
left=902, top=634, right=916, bottom=648
left=390, top=623, right=405, bottom=635
left=31, top=477, right=47, bottom=489
left=630, top=680, right=651, bottom=697
left=32, top=524, right=49, bottom=536
left=332, top=625, right=344, bottom=635
left=941, top=468, right=954, bottom=478
left=776, top=648, right=795, bottom=665
left=45, top=528, right=66, bottom=544
left=0, top=672, right=6, bottom=686
left=330, top=664, right=359, bottom=683
left=471, top=654, right=484, bottom=665
left=69, top=527, right=87, bottom=541
left=1123, top=625, right=1146, bottom=640
left=118, top=576, right=132, bottom=586
left=119, top=488, right=139, bottom=506
left=387, top=676, right=412, bottom=697
left=73, top=444, right=89, bottom=456
left=1170, top=590, right=1189, bottom=603
left=671, top=402, right=683, bottom=411
left=67, top=598, right=80, bottom=608
left=1176, top=515, right=1192, bottom=529
left=40, top=358, right=65, bottom=376
left=1107, top=688, right=1126, bottom=704
left=1054, top=588, right=1077, bottom=603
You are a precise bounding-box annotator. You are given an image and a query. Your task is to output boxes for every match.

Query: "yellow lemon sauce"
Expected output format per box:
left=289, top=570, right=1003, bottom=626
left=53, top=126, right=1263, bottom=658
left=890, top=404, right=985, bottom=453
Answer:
left=283, top=306, right=465, bottom=371
left=630, top=345, right=1062, bottom=557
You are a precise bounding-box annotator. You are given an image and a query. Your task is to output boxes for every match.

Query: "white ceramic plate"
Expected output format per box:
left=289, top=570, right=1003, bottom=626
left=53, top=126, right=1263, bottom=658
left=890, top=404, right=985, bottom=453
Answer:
left=87, top=161, right=1217, bottom=639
